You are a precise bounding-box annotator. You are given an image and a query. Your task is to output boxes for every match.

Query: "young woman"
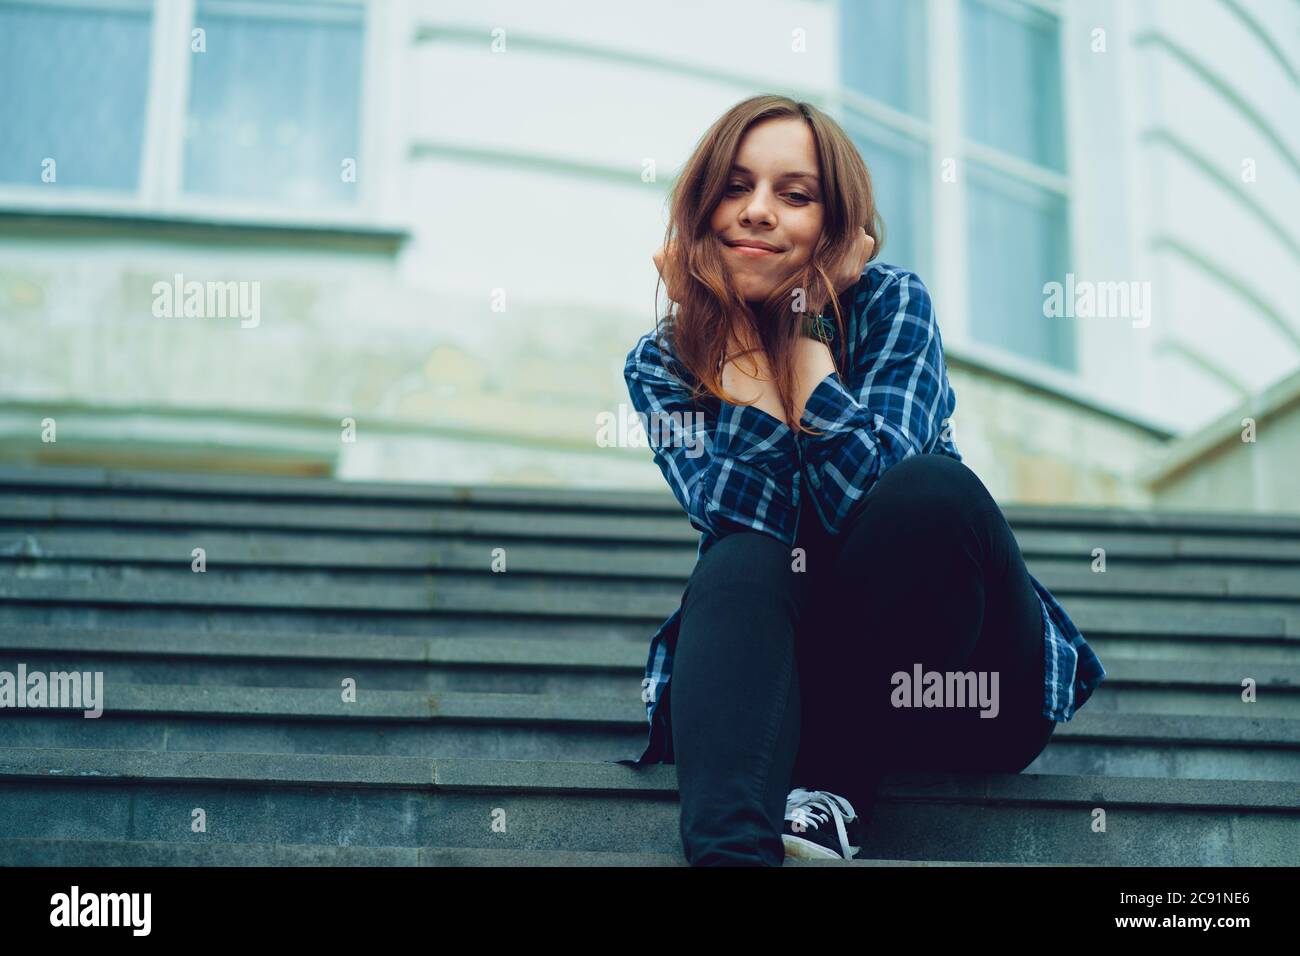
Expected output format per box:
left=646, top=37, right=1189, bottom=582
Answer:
left=616, top=94, right=1106, bottom=866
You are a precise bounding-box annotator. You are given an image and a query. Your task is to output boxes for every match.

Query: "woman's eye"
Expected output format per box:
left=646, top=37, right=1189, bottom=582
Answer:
left=726, top=183, right=812, bottom=204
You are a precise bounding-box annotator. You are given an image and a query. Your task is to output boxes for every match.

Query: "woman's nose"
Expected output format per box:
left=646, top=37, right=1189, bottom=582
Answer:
left=741, top=197, right=774, bottom=226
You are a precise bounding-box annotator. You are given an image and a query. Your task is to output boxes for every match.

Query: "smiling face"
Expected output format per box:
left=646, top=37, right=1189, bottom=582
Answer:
left=710, top=116, right=825, bottom=307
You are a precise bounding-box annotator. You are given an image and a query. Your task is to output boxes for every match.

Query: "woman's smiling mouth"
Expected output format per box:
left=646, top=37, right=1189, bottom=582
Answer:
left=724, top=238, right=783, bottom=257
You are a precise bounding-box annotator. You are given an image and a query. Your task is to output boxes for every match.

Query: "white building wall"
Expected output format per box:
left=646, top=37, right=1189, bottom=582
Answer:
left=0, top=0, right=1296, bottom=507
left=1124, top=0, right=1300, bottom=429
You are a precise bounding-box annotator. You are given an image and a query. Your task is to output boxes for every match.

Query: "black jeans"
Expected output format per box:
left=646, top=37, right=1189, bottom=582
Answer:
left=669, top=453, right=1056, bottom=866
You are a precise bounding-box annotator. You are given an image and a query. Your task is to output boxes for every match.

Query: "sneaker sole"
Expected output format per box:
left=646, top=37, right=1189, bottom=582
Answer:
left=782, top=834, right=849, bottom=860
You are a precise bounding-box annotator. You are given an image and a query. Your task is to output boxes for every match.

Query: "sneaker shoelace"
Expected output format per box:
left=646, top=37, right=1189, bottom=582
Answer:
left=784, top=788, right=861, bottom=858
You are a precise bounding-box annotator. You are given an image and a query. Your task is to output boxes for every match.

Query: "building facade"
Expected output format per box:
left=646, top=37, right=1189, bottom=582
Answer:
left=1, top=0, right=1297, bottom=509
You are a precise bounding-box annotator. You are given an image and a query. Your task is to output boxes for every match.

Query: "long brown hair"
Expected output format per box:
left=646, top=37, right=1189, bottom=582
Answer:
left=653, top=94, right=884, bottom=436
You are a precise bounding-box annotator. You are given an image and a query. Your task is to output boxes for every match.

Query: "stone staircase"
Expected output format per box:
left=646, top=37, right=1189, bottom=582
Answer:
left=0, top=464, right=1296, bottom=866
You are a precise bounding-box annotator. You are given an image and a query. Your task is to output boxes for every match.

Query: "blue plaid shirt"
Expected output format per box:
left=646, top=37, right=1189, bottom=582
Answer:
left=614, top=261, right=1107, bottom=767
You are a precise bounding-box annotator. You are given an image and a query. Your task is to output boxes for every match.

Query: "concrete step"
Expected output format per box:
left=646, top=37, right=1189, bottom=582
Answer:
left=4, top=464, right=1298, bottom=869
left=0, top=526, right=698, bottom=579
left=2, top=601, right=1298, bottom=651
left=0, top=748, right=1294, bottom=865
left=0, top=494, right=698, bottom=542
left=2, top=683, right=1299, bottom=779
left=3, top=626, right=1298, bottom=718
left=4, top=462, right=1300, bottom=536
left=0, top=605, right=654, bottom=642
left=0, top=837, right=1095, bottom=867
left=6, top=562, right=1300, bottom=615
left=6, top=523, right=1300, bottom=581
left=3, top=655, right=1294, bottom=720
left=3, top=571, right=1300, bottom=634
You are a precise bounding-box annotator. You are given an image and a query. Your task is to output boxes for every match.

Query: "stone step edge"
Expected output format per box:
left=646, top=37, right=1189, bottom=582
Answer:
left=3, top=624, right=1299, bottom=674
left=8, top=530, right=1300, bottom=581
left=1, top=748, right=1298, bottom=810
left=4, top=462, right=1299, bottom=533
left=5, top=573, right=1300, bottom=615
left=4, top=683, right=1299, bottom=745
left=0, top=837, right=1098, bottom=867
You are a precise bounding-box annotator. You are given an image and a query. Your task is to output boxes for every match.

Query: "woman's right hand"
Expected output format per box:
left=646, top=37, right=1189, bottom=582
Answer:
left=652, top=240, right=684, bottom=303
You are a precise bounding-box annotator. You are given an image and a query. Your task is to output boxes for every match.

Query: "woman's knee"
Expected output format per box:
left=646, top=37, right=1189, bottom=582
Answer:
left=686, top=530, right=798, bottom=596
left=831, top=454, right=1000, bottom=615
left=681, top=530, right=809, bottom=632
left=872, top=453, right=995, bottom=519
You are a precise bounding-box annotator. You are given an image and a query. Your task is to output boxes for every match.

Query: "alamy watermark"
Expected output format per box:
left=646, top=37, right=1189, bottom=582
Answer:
left=891, top=664, right=1000, bottom=718
left=596, top=402, right=706, bottom=458
left=50, top=886, right=150, bottom=935
left=1043, top=273, right=1151, bottom=328
left=0, top=663, right=103, bottom=718
left=152, top=272, right=260, bottom=328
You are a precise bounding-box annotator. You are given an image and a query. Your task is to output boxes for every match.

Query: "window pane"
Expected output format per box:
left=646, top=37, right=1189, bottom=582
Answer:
left=961, top=0, right=1064, bottom=171
left=840, top=0, right=928, bottom=118
left=184, top=0, right=364, bottom=204
left=967, top=162, right=1075, bottom=370
left=847, top=115, right=930, bottom=280
left=0, top=0, right=153, bottom=190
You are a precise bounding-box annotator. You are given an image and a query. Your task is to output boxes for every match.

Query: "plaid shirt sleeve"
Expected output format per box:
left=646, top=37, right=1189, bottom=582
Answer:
left=796, top=268, right=960, bottom=535
left=624, top=330, right=803, bottom=545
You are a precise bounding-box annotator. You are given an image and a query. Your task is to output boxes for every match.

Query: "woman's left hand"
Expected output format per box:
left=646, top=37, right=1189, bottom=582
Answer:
left=823, top=227, right=875, bottom=307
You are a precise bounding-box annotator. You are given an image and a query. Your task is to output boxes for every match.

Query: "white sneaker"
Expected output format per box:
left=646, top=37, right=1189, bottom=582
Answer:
left=782, top=787, right=862, bottom=860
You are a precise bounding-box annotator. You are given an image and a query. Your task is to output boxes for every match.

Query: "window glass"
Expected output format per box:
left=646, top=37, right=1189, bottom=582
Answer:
left=961, top=0, right=1065, bottom=171
left=840, top=0, right=929, bottom=118
left=967, top=160, right=1075, bottom=370
left=0, top=0, right=153, bottom=190
left=184, top=0, right=364, bottom=204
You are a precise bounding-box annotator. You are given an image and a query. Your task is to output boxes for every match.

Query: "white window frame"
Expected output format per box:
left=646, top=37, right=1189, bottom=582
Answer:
left=0, top=0, right=406, bottom=232
left=835, top=0, right=1074, bottom=373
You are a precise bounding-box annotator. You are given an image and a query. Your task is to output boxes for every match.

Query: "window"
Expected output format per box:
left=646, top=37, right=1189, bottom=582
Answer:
left=0, top=0, right=154, bottom=190
left=962, top=0, right=1074, bottom=370
left=839, top=0, right=931, bottom=280
left=185, top=0, right=364, bottom=204
left=839, top=0, right=1075, bottom=373
left=850, top=114, right=931, bottom=281
left=967, top=162, right=1071, bottom=363
left=841, top=0, right=929, bottom=118
left=0, top=0, right=370, bottom=217
left=962, top=0, right=1065, bottom=171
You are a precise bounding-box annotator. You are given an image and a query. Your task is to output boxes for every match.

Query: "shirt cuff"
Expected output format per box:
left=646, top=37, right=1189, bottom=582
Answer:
left=794, top=371, right=884, bottom=534
left=798, top=371, right=873, bottom=433
left=700, top=398, right=802, bottom=544
left=715, top=396, right=800, bottom=465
